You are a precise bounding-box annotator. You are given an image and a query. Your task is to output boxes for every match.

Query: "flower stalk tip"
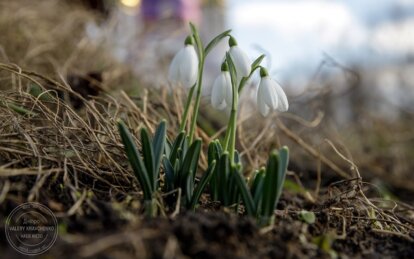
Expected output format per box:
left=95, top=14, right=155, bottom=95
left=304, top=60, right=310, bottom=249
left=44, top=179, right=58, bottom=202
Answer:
left=228, top=36, right=238, bottom=47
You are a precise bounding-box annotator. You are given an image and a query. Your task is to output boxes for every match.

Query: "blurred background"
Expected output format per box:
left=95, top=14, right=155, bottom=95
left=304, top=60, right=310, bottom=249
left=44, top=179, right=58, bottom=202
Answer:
left=81, top=0, right=414, bottom=122
left=0, top=0, right=413, bottom=200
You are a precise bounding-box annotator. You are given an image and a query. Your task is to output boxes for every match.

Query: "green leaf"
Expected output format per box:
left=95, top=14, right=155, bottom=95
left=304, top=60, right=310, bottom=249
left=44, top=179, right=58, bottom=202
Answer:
left=225, top=52, right=237, bottom=89
left=208, top=140, right=223, bottom=201
left=190, top=160, right=216, bottom=209
left=238, top=54, right=265, bottom=93
left=205, top=29, right=232, bottom=56
left=141, top=128, right=155, bottom=188
left=29, top=83, right=54, bottom=101
left=152, top=120, right=166, bottom=177
left=180, top=136, right=190, bottom=165
left=228, top=174, right=240, bottom=206
left=180, top=139, right=201, bottom=180
left=299, top=210, right=316, bottom=224
left=180, top=139, right=202, bottom=200
left=261, top=151, right=280, bottom=217
left=207, top=141, right=219, bottom=165
left=234, top=150, right=241, bottom=166
left=165, top=138, right=172, bottom=160
left=232, top=166, right=255, bottom=216
left=170, top=131, right=185, bottom=164
left=189, top=22, right=204, bottom=58
left=283, top=179, right=305, bottom=194
left=162, top=156, right=175, bottom=192
left=215, top=140, right=223, bottom=154
left=277, top=146, right=289, bottom=199
left=251, top=169, right=265, bottom=212
left=217, top=153, right=231, bottom=205
left=251, top=54, right=265, bottom=71
left=118, top=120, right=152, bottom=200
left=185, top=170, right=195, bottom=205
left=0, top=100, right=38, bottom=117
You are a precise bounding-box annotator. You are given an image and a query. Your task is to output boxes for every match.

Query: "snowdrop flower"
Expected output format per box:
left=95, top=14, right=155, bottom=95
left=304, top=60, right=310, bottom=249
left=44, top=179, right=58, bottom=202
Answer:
left=257, top=67, right=289, bottom=117
left=211, top=63, right=233, bottom=110
left=168, top=36, right=199, bottom=89
left=228, top=36, right=251, bottom=79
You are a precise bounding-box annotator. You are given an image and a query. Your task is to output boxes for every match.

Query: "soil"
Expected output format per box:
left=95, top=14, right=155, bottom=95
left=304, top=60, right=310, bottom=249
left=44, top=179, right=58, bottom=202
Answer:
left=1, top=187, right=413, bottom=259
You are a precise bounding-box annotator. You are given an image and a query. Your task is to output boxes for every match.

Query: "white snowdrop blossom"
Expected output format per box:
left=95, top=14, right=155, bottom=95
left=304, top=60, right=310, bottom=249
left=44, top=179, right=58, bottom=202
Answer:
left=168, top=37, right=199, bottom=89
left=257, top=68, right=288, bottom=117
left=211, top=67, right=232, bottom=110
left=228, top=36, right=251, bottom=79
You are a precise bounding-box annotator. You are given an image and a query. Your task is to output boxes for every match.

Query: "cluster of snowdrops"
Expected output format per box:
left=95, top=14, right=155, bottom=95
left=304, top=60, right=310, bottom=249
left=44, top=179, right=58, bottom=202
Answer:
left=118, top=23, right=289, bottom=226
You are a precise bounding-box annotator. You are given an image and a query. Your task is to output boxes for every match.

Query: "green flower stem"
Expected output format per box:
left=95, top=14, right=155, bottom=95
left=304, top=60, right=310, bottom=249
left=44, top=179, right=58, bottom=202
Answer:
left=228, top=80, right=239, bottom=165
left=223, top=120, right=232, bottom=151
left=179, top=85, right=195, bottom=132
left=188, top=57, right=205, bottom=143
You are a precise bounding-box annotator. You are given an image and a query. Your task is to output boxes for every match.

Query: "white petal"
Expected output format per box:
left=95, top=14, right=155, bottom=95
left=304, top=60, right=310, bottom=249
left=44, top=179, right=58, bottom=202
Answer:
left=229, top=46, right=251, bottom=78
left=168, top=45, right=199, bottom=88
left=223, top=72, right=233, bottom=107
left=273, top=82, right=289, bottom=112
left=256, top=87, right=270, bottom=117
left=179, top=45, right=199, bottom=88
left=211, top=73, right=227, bottom=110
left=168, top=49, right=183, bottom=83
left=260, top=77, right=278, bottom=110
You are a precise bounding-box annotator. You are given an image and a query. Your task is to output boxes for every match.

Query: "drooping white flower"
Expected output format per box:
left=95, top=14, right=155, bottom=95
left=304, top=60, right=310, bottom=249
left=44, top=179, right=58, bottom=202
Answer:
left=257, top=67, right=288, bottom=117
left=211, top=63, right=233, bottom=110
left=228, top=36, right=251, bottom=79
left=168, top=36, right=199, bottom=89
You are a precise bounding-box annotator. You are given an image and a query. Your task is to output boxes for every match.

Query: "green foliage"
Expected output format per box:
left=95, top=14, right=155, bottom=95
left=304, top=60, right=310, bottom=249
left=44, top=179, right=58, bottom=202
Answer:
left=233, top=146, right=290, bottom=226
left=163, top=133, right=215, bottom=209
left=118, top=120, right=166, bottom=216
left=208, top=140, right=290, bottom=226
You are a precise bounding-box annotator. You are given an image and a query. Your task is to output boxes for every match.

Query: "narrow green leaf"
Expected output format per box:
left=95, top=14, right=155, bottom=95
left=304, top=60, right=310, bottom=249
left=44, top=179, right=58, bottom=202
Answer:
left=251, top=54, right=265, bottom=70
left=277, top=146, right=289, bottom=200
left=162, top=156, right=175, bottom=192
left=238, top=54, right=265, bottom=94
left=141, top=128, right=155, bottom=189
left=0, top=100, right=38, bottom=117
left=234, top=150, right=241, bottom=166
left=208, top=141, right=218, bottom=165
left=189, top=22, right=204, bottom=58
left=261, top=151, right=280, bottom=217
left=190, top=160, right=216, bottom=209
left=170, top=131, right=185, bottom=163
left=225, top=52, right=237, bottom=88
left=180, top=139, right=202, bottom=182
left=232, top=166, right=255, bottom=216
left=205, top=29, right=232, bottom=56
left=186, top=170, right=195, bottom=205
left=210, top=165, right=219, bottom=200
left=215, top=139, right=223, bottom=155
left=217, top=152, right=231, bottom=205
left=152, top=120, right=167, bottom=177
left=165, top=138, right=172, bottom=160
left=118, top=120, right=152, bottom=200
left=251, top=169, right=265, bottom=212
left=209, top=140, right=223, bottom=201
left=228, top=174, right=240, bottom=206
left=179, top=139, right=202, bottom=202
left=180, top=136, right=189, bottom=165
